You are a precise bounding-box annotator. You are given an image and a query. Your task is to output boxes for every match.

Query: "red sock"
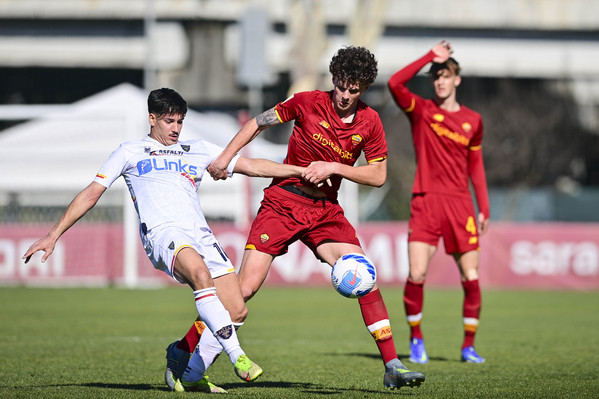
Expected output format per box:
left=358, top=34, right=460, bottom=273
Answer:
left=462, top=279, right=481, bottom=348
left=403, top=279, right=424, bottom=340
left=358, top=289, right=398, bottom=364
left=176, top=319, right=205, bottom=353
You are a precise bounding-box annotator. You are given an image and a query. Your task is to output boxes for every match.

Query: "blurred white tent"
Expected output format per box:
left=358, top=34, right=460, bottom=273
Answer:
left=0, top=83, right=287, bottom=224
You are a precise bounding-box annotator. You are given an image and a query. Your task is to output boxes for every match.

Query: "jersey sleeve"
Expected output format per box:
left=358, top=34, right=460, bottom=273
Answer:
left=363, top=114, right=388, bottom=163
left=274, top=92, right=309, bottom=124
left=388, top=50, right=435, bottom=112
left=467, top=119, right=490, bottom=218
left=94, top=144, right=128, bottom=188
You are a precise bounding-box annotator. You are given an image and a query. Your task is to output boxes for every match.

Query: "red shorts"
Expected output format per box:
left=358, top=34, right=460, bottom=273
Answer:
left=408, top=192, right=479, bottom=254
left=246, top=185, right=360, bottom=256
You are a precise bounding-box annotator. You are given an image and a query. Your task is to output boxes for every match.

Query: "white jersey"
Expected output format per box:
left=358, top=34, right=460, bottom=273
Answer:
left=94, top=136, right=239, bottom=233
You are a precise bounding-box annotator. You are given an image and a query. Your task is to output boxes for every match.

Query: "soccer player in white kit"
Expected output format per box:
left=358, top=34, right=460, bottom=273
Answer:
left=22, top=88, right=306, bottom=393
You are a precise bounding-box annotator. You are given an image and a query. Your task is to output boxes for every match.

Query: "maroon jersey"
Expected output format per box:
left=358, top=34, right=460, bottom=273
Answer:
left=272, top=90, right=388, bottom=201
left=388, top=51, right=489, bottom=217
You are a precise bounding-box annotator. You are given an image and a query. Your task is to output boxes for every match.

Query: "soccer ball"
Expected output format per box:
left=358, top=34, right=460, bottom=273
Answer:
left=331, top=253, right=377, bottom=298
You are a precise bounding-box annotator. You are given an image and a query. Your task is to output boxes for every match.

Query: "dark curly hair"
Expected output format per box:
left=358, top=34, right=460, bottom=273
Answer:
left=329, top=46, right=378, bottom=90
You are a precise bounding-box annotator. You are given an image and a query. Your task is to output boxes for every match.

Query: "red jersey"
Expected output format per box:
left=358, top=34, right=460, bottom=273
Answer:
left=272, top=90, right=388, bottom=201
left=388, top=51, right=489, bottom=217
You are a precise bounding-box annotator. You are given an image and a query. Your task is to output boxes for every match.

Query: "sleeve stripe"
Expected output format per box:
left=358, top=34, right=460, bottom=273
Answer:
left=469, top=145, right=482, bottom=151
left=367, top=156, right=387, bottom=163
left=404, top=98, right=416, bottom=113
left=274, top=106, right=284, bottom=123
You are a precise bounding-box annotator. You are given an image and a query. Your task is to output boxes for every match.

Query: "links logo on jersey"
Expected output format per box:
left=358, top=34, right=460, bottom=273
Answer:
left=215, top=325, right=233, bottom=340
left=181, top=144, right=190, bottom=152
left=136, top=158, right=198, bottom=177
left=260, top=233, right=269, bottom=244
left=433, top=113, right=444, bottom=122
left=168, top=241, right=175, bottom=250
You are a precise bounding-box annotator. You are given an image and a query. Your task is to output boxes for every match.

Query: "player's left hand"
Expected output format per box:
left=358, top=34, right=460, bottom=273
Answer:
left=302, top=161, right=334, bottom=188
left=477, top=212, right=489, bottom=235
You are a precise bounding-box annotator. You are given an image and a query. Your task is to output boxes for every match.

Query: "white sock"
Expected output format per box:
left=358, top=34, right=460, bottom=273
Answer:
left=183, top=346, right=206, bottom=383
left=197, top=322, right=244, bottom=371
left=193, top=288, right=245, bottom=365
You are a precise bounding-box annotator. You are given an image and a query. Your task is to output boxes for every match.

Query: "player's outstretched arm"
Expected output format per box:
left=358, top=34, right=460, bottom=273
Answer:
left=22, top=182, right=106, bottom=263
left=303, top=159, right=387, bottom=188
left=234, top=157, right=305, bottom=178
left=208, top=107, right=281, bottom=181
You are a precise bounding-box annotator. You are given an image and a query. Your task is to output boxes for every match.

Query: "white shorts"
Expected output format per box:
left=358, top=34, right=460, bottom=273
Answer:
left=141, top=223, right=235, bottom=284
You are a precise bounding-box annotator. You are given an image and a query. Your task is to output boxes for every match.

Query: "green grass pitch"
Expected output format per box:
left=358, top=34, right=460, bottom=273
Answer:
left=0, top=286, right=597, bottom=398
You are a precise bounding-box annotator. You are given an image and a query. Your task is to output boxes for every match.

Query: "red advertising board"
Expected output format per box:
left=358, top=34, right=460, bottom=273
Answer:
left=1, top=222, right=598, bottom=290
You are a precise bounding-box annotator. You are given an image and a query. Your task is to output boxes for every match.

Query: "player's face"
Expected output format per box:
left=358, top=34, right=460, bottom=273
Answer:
left=431, top=69, right=461, bottom=101
left=149, top=113, right=185, bottom=146
left=332, top=79, right=363, bottom=117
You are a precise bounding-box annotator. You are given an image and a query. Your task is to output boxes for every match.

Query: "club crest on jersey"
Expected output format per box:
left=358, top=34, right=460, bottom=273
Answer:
left=181, top=144, right=190, bottom=152
left=260, top=234, right=269, bottom=244
left=433, top=113, right=444, bottom=122
left=215, top=325, right=233, bottom=339
left=351, top=134, right=363, bottom=147
left=462, top=122, right=472, bottom=132
left=319, top=120, right=330, bottom=129
left=168, top=241, right=175, bottom=250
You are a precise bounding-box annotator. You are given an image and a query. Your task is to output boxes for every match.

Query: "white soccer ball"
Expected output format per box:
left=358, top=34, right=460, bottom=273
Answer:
left=331, top=253, right=377, bottom=298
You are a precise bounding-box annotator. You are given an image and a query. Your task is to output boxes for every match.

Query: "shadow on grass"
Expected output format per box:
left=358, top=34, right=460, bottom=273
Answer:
left=217, top=380, right=412, bottom=396
left=2, top=380, right=421, bottom=396
left=329, top=351, right=451, bottom=363
left=85, top=382, right=168, bottom=391
left=0, top=383, right=169, bottom=392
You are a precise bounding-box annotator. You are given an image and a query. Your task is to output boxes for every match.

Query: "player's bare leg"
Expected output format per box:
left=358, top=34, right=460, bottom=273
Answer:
left=237, top=249, right=275, bottom=301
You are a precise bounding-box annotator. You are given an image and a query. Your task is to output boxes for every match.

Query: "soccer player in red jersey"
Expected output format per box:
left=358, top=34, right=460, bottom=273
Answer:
left=387, top=41, right=490, bottom=364
left=166, top=46, right=425, bottom=390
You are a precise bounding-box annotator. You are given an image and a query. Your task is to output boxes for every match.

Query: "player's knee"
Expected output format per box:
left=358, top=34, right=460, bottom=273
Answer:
left=185, top=266, right=214, bottom=291
left=240, top=279, right=260, bottom=302
left=230, top=304, right=248, bottom=324
left=240, top=285, right=256, bottom=302
left=408, top=272, right=427, bottom=284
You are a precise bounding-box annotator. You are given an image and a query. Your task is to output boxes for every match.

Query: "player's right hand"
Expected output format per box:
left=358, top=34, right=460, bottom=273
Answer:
left=22, top=236, right=55, bottom=264
left=303, top=161, right=334, bottom=187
